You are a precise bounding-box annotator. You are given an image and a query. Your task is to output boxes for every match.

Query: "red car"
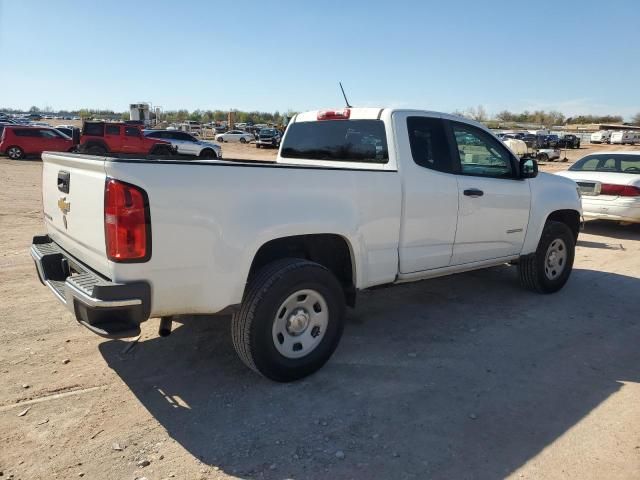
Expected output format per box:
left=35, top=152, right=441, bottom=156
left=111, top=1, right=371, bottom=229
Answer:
left=0, top=126, right=76, bottom=159
left=78, top=122, right=175, bottom=156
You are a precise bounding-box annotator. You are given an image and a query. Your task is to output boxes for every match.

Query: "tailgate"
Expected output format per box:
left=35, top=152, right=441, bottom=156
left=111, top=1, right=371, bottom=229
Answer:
left=42, top=153, right=111, bottom=277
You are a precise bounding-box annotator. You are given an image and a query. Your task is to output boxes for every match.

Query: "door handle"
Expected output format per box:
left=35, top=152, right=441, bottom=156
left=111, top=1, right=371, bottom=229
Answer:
left=463, top=188, right=484, bottom=197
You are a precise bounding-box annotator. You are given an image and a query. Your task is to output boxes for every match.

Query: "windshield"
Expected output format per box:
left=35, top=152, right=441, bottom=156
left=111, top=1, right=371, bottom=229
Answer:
left=260, top=129, right=276, bottom=135
left=569, top=154, right=640, bottom=174
left=281, top=119, right=388, bottom=163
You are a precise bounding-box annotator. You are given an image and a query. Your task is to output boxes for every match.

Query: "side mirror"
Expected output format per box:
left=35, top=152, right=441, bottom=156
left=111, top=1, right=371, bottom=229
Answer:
left=520, top=157, right=538, bottom=179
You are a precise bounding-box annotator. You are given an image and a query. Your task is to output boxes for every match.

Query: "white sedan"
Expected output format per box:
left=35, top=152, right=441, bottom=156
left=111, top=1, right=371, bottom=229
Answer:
left=555, top=151, right=640, bottom=223
left=215, top=130, right=254, bottom=144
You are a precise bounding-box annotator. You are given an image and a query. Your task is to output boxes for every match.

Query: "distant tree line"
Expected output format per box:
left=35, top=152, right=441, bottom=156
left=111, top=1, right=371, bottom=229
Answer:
left=158, top=109, right=297, bottom=125
left=4, top=105, right=639, bottom=127
left=0, top=106, right=296, bottom=125
left=454, top=106, right=633, bottom=126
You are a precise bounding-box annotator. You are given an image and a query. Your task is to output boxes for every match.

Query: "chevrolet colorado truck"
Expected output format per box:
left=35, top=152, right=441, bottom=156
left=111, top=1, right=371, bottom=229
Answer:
left=32, top=108, right=582, bottom=382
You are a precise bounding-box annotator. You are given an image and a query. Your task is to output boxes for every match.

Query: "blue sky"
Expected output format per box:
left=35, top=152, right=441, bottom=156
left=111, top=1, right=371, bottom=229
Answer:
left=1, top=0, right=638, bottom=118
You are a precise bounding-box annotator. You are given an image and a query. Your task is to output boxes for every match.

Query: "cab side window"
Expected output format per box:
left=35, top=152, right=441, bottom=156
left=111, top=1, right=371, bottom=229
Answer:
left=451, top=122, right=514, bottom=178
left=106, top=125, right=120, bottom=135
left=125, top=127, right=140, bottom=137
left=407, top=117, right=453, bottom=173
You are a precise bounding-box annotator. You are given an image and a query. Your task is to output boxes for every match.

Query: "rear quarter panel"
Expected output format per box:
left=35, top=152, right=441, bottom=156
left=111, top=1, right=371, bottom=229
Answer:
left=104, top=160, right=402, bottom=317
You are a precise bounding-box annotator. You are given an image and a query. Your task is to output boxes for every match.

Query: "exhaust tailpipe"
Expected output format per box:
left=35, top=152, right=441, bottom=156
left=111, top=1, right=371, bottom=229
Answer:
left=159, top=316, right=173, bottom=337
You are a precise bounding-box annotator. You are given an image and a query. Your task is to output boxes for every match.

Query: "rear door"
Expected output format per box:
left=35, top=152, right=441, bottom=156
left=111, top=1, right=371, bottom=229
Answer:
left=448, top=121, right=530, bottom=265
left=123, top=126, right=144, bottom=153
left=394, top=113, right=459, bottom=272
left=42, top=153, right=111, bottom=276
left=105, top=124, right=122, bottom=152
left=173, top=132, right=198, bottom=154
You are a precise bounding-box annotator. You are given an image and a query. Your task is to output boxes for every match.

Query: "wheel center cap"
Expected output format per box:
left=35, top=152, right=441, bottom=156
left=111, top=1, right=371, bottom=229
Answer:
left=287, top=309, right=310, bottom=335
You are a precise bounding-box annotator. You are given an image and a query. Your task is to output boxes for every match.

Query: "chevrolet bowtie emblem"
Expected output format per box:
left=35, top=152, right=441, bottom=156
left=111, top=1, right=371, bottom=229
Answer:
left=58, top=197, right=71, bottom=215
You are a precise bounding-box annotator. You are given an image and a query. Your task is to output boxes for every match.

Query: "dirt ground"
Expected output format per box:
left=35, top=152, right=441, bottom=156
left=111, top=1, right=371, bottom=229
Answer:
left=1, top=143, right=639, bottom=480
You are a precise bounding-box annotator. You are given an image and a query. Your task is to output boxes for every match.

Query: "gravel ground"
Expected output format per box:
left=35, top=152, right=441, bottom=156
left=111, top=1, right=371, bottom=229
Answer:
left=0, top=144, right=639, bottom=480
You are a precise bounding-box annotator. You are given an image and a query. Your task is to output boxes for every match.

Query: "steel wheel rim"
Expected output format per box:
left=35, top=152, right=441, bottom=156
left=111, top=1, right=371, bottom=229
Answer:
left=272, top=289, right=329, bottom=359
left=544, top=238, right=567, bottom=280
left=8, top=147, right=21, bottom=159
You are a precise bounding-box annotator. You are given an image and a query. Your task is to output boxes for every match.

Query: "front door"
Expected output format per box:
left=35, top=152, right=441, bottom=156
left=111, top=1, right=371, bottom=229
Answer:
left=449, top=121, right=531, bottom=265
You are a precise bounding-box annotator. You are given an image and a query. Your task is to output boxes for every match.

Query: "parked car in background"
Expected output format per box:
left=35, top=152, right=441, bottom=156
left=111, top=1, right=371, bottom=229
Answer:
left=556, top=152, right=640, bottom=223
left=255, top=128, right=282, bottom=148
left=215, top=130, right=254, bottom=143
left=557, top=134, right=581, bottom=149
left=0, top=125, right=77, bottom=159
left=610, top=131, right=640, bottom=145
left=78, top=121, right=175, bottom=156
left=590, top=130, right=612, bottom=144
left=536, top=148, right=561, bottom=162
left=144, top=130, right=222, bottom=158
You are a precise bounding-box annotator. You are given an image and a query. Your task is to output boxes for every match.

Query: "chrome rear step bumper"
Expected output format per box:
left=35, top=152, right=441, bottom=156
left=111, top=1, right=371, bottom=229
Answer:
left=31, top=235, right=150, bottom=339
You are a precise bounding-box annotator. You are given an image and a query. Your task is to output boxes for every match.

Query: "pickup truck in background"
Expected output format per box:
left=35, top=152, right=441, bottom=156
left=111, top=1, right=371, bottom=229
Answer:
left=31, top=107, right=582, bottom=382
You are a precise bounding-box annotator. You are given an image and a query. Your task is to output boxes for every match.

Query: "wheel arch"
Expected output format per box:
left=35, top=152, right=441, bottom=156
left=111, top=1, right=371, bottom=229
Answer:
left=81, top=139, right=109, bottom=152
left=247, top=233, right=357, bottom=307
left=546, top=209, right=580, bottom=243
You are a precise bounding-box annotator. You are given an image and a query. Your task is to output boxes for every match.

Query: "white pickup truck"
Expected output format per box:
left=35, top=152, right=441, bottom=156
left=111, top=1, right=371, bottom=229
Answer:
left=32, top=107, right=582, bottom=382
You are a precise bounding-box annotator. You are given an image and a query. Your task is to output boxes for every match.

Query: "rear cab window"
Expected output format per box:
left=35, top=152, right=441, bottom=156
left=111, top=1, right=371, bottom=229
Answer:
left=281, top=119, right=388, bottom=165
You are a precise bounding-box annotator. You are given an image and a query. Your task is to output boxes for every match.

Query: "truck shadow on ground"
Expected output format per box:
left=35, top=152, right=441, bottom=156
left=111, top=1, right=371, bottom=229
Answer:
left=99, top=265, right=640, bottom=479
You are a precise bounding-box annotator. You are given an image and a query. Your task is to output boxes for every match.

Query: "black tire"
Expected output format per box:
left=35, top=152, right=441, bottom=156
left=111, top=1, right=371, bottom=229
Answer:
left=256, top=144, right=261, bottom=148
left=537, top=153, right=549, bottom=162
left=231, top=258, right=346, bottom=382
left=6, top=146, right=24, bottom=159
left=86, top=145, right=107, bottom=156
left=518, top=221, right=575, bottom=294
left=240, top=137, right=247, bottom=144
left=199, top=148, right=217, bottom=159
left=150, top=145, right=172, bottom=156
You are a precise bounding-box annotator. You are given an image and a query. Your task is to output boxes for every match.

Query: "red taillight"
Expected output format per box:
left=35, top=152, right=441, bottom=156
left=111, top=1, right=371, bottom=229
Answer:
left=104, top=179, right=150, bottom=262
left=600, top=183, right=640, bottom=197
left=317, top=108, right=351, bottom=121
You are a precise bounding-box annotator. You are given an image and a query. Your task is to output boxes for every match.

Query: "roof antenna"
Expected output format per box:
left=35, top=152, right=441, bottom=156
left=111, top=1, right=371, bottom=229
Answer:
left=339, top=82, right=352, bottom=108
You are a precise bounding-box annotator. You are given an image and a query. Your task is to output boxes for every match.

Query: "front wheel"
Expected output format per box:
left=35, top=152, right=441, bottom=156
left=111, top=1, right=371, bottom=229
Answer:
left=240, top=137, right=247, bottom=144
left=231, top=258, right=346, bottom=382
left=518, top=221, right=575, bottom=293
left=537, top=153, right=549, bottom=162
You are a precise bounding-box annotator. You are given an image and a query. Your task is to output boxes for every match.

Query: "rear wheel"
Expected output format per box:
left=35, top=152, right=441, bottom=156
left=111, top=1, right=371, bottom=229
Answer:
left=86, top=145, right=107, bottom=156
left=6, top=146, right=24, bottom=159
left=240, top=137, right=247, bottom=144
left=231, top=258, right=346, bottom=382
left=518, top=221, right=575, bottom=293
left=199, top=148, right=217, bottom=159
